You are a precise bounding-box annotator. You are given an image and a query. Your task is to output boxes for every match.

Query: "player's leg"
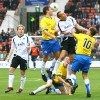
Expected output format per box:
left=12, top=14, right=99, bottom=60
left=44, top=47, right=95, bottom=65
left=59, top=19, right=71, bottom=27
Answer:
left=29, top=78, right=53, bottom=95
left=66, top=53, right=75, bottom=85
left=16, top=58, right=27, bottom=93
left=82, top=58, right=91, bottom=98
left=5, top=56, right=19, bottom=93
left=46, top=83, right=63, bottom=94
left=82, top=72, right=91, bottom=98
left=41, top=40, right=53, bottom=81
left=70, top=55, right=81, bottom=94
left=41, top=55, right=50, bottom=82
left=53, top=50, right=67, bottom=74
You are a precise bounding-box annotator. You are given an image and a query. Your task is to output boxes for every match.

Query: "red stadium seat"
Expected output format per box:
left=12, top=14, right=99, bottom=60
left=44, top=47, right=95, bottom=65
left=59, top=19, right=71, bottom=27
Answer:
left=2, top=50, right=7, bottom=54
left=0, top=58, right=4, bottom=61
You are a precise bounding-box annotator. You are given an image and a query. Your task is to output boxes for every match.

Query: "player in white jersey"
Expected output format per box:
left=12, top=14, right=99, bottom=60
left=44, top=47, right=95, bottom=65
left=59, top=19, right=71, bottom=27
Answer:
left=5, top=24, right=35, bottom=93
left=48, top=11, right=88, bottom=82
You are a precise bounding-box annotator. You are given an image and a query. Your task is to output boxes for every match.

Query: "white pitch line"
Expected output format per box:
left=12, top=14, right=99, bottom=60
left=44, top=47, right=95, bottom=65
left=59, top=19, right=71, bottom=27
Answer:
left=34, top=79, right=41, bottom=81
left=0, top=79, right=42, bottom=82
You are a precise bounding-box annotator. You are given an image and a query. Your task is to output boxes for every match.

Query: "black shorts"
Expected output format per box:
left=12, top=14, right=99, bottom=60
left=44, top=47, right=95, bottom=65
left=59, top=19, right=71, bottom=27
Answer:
left=60, top=37, right=76, bottom=54
left=10, top=55, right=28, bottom=70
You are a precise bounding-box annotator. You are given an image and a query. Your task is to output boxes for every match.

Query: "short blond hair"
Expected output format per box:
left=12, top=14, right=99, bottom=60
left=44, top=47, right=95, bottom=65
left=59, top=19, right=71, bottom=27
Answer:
left=17, top=24, right=25, bottom=30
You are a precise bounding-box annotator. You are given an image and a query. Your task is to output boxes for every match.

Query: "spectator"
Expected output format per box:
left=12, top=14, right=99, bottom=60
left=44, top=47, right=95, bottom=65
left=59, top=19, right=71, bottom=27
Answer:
left=2, top=33, right=8, bottom=42
left=95, top=13, right=100, bottom=24
left=89, top=16, right=95, bottom=25
left=84, top=0, right=91, bottom=7
left=1, top=29, right=5, bottom=37
left=76, top=9, right=82, bottom=19
left=3, top=0, right=9, bottom=9
left=2, top=41, right=10, bottom=53
left=91, top=0, right=96, bottom=7
left=9, top=28, right=16, bottom=37
left=94, top=1, right=99, bottom=13
left=8, top=0, right=13, bottom=10
left=35, top=27, right=42, bottom=36
left=64, top=2, right=70, bottom=13
left=82, top=9, right=88, bottom=19
left=79, top=21, right=86, bottom=28
left=96, top=22, right=100, bottom=32
left=70, top=2, right=75, bottom=13
left=0, top=34, right=3, bottom=42
left=72, top=0, right=79, bottom=4
left=75, top=2, right=81, bottom=12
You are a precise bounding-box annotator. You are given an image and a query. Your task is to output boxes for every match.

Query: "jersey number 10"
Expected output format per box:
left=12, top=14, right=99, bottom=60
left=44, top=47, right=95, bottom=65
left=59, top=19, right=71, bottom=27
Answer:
left=83, top=38, right=92, bottom=49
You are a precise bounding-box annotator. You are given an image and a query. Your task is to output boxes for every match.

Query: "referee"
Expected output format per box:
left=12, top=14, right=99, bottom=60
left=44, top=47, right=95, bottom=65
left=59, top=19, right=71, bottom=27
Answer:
left=5, top=24, right=35, bottom=93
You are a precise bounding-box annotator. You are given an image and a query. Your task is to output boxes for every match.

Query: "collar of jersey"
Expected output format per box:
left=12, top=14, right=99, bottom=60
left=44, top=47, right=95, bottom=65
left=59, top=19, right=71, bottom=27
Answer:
left=17, top=34, right=24, bottom=38
left=44, top=16, right=52, bottom=19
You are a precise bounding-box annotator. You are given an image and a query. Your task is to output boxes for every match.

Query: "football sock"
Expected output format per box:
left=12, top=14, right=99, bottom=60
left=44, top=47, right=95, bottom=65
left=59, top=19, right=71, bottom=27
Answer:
left=8, top=73, right=14, bottom=87
left=20, top=75, right=26, bottom=89
left=49, top=58, right=56, bottom=71
left=33, top=61, right=36, bottom=68
left=41, top=61, right=46, bottom=75
left=84, top=79, right=90, bottom=93
left=70, top=74, right=76, bottom=85
left=67, top=64, right=72, bottom=79
left=49, top=88, right=61, bottom=94
left=53, top=60, right=61, bottom=74
left=33, top=85, right=46, bottom=94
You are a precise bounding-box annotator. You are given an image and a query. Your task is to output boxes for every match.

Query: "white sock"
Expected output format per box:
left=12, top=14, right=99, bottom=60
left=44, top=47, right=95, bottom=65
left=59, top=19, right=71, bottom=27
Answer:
left=50, top=88, right=61, bottom=94
left=84, top=79, right=90, bottom=93
left=33, top=85, right=46, bottom=94
left=49, top=58, right=57, bottom=71
left=53, top=60, right=61, bottom=74
left=67, top=64, right=71, bottom=79
left=70, top=74, right=76, bottom=85
left=20, top=75, right=26, bottom=89
left=8, top=73, right=14, bottom=87
left=41, top=61, right=46, bottom=75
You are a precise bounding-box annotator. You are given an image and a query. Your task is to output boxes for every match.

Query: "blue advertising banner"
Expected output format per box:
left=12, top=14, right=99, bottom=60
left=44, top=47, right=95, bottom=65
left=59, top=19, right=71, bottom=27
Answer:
left=25, top=0, right=49, bottom=6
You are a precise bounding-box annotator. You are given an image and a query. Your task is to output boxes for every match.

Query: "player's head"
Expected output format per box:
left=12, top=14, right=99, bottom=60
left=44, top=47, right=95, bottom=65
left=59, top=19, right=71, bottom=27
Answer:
left=17, top=24, right=25, bottom=35
left=63, top=56, right=70, bottom=67
left=57, top=11, right=66, bottom=20
left=43, top=6, right=53, bottom=16
left=86, top=27, right=97, bottom=36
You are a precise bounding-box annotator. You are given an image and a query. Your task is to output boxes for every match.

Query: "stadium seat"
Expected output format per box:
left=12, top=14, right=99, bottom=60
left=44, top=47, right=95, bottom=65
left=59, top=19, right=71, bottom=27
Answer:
left=8, top=41, right=11, bottom=45
left=8, top=38, right=12, bottom=41
left=2, top=50, right=7, bottom=54
left=0, top=58, right=4, bottom=61
left=0, top=2, right=3, bottom=8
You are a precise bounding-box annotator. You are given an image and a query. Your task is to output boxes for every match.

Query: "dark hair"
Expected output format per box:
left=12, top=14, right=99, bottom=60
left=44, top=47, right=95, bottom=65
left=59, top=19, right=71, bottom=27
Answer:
left=90, top=27, right=97, bottom=36
left=57, top=11, right=61, bottom=18
left=43, top=6, right=49, bottom=15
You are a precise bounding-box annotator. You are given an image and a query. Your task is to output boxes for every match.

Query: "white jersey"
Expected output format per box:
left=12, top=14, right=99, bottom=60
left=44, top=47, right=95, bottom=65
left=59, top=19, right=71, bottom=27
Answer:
left=58, top=16, right=77, bottom=37
left=11, top=34, right=34, bottom=60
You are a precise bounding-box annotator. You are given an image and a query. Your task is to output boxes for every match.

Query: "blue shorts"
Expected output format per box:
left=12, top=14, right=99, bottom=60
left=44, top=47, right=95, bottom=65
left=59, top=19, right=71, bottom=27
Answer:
left=41, top=39, right=60, bottom=55
left=47, top=76, right=64, bottom=88
left=31, top=56, right=37, bottom=61
left=71, top=54, right=91, bottom=73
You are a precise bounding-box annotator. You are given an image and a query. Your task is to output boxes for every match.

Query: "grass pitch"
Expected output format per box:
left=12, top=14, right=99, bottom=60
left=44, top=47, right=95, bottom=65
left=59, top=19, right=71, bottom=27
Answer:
left=0, top=68, right=100, bottom=100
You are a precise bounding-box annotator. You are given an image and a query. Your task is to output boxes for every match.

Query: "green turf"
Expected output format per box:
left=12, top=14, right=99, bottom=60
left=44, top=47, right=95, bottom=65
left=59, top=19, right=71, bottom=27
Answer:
left=0, top=68, right=99, bottom=100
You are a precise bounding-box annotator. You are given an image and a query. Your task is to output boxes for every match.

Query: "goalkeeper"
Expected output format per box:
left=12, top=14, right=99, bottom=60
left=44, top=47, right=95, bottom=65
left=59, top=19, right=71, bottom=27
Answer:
left=29, top=57, right=72, bottom=95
